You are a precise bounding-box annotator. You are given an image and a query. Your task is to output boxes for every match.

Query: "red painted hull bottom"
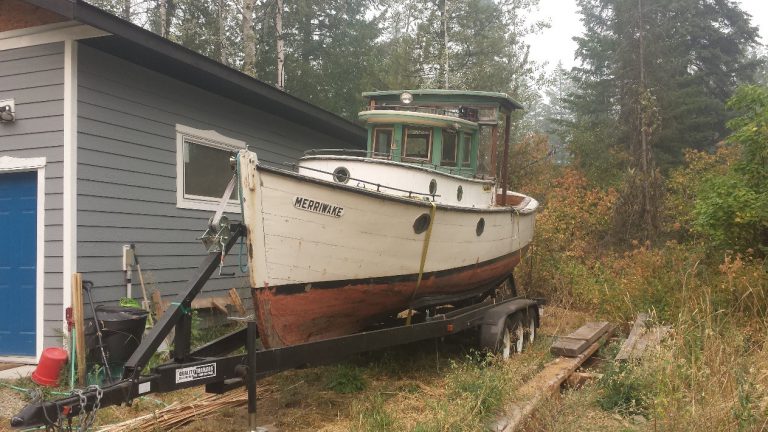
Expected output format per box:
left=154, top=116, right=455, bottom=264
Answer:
left=252, top=249, right=527, bottom=349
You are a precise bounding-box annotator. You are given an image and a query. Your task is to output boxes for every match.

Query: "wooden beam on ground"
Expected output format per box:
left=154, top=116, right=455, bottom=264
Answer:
left=491, top=324, right=615, bottom=432
left=615, top=313, right=648, bottom=361
left=566, top=371, right=603, bottom=389
left=71, top=273, right=87, bottom=386
left=550, top=321, right=611, bottom=357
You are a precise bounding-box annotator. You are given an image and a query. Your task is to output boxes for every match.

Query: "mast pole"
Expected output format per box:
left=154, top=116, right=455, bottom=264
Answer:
left=500, top=111, right=511, bottom=205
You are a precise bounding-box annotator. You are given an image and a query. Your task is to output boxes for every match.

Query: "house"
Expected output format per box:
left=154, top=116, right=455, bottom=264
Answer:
left=0, top=0, right=366, bottom=362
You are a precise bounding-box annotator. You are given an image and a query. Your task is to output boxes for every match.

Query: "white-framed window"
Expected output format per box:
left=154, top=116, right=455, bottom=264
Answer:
left=175, top=124, right=245, bottom=212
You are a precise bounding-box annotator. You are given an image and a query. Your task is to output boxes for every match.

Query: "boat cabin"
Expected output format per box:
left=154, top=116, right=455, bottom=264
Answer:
left=359, top=90, right=524, bottom=179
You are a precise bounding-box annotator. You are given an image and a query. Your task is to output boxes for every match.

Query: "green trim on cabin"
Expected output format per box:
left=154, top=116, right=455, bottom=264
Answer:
left=431, top=127, right=443, bottom=166
left=393, top=125, right=403, bottom=162
left=471, top=132, right=479, bottom=171
left=366, top=126, right=373, bottom=154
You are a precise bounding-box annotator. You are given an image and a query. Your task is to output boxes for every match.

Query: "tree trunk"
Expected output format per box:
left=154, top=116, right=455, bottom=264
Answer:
left=439, top=0, right=448, bottom=88
left=242, top=0, right=256, bottom=75
left=218, top=0, right=227, bottom=64
left=159, top=0, right=167, bottom=37
left=276, top=0, right=285, bottom=90
left=122, top=0, right=131, bottom=20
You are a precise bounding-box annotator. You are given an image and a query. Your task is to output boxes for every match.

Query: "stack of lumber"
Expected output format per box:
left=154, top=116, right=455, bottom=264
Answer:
left=97, top=385, right=274, bottom=432
left=491, top=321, right=615, bottom=432
left=550, top=321, right=612, bottom=357
left=615, top=313, right=671, bottom=361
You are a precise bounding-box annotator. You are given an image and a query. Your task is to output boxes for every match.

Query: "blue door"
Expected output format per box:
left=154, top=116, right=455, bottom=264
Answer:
left=0, top=171, right=37, bottom=356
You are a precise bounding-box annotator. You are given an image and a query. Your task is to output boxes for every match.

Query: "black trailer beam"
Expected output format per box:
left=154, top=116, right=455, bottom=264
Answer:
left=122, top=223, right=244, bottom=380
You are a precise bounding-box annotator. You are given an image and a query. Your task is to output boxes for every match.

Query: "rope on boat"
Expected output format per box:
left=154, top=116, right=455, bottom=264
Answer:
left=406, top=201, right=437, bottom=326
left=236, top=153, right=249, bottom=274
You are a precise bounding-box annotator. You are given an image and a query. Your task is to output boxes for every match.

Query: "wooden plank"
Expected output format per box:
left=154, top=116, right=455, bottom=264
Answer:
left=152, top=290, right=168, bottom=318
left=492, top=325, right=615, bottom=432
left=72, top=273, right=87, bottom=386
left=629, top=325, right=671, bottom=360
left=550, top=321, right=611, bottom=357
left=615, top=313, right=648, bottom=361
left=566, top=372, right=603, bottom=388
left=228, top=288, right=246, bottom=316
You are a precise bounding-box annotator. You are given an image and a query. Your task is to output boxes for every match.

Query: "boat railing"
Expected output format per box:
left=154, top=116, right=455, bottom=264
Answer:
left=304, top=149, right=476, bottom=178
left=304, top=148, right=391, bottom=159
left=283, top=161, right=441, bottom=200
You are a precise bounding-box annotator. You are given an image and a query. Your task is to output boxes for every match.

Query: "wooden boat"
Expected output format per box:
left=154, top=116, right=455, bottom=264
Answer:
left=237, top=90, right=538, bottom=348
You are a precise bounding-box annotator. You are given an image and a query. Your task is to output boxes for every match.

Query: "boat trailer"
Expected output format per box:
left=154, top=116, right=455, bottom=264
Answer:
left=10, top=223, right=541, bottom=430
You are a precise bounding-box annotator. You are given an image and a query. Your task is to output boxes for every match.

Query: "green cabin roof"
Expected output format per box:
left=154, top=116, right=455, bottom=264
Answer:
left=362, top=89, right=524, bottom=111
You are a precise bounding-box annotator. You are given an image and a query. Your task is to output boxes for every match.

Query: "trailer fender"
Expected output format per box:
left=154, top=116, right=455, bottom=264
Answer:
left=479, top=299, right=538, bottom=352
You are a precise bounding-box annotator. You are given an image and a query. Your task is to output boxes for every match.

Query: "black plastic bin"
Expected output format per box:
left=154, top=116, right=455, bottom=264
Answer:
left=84, top=305, right=148, bottom=366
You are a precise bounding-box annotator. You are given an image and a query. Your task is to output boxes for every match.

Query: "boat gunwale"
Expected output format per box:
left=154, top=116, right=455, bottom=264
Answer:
left=258, top=162, right=539, bottom=215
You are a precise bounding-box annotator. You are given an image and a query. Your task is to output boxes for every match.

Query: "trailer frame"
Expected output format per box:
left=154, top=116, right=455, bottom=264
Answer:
left=10, top=223, right=541, bottom=430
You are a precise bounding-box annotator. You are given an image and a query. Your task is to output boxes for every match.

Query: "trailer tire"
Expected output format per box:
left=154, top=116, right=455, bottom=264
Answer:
left=496, top=314, right=524, bottom=359
left=524, top=307, right=537, bottom=346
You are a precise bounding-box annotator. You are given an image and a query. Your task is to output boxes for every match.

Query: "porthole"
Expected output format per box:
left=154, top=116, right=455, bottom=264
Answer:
left=413, top=213, right=431, bottom=234
left=457, top=185, right=463, bottom=201
left=333, top=166, right=350, bottom=183
left=429, top=179, right=437, bottom=195
left=476, top=218, right=485, bottom=236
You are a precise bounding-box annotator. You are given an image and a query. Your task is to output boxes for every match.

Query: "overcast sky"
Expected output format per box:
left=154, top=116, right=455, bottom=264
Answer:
left=526, top=0, right=768, bottom=71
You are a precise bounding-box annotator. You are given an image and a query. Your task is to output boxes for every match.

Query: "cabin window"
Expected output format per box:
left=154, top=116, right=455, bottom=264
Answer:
left=461, top=133, right=472, bottom=166
left=403, top=127, right=432, bottom=160
left=373, top=127, right=393, bottom=157
left=442, top=130, right=457, bottom=166
left=176, top=124, right=245, bottom=212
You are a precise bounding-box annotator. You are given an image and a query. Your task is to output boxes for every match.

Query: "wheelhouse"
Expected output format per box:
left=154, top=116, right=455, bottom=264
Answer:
left=360, top=90, right=524, bottom=179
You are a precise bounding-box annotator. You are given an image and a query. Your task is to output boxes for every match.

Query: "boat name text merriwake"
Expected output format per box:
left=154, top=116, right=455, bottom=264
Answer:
left=294, top=196, right=344, bottom=218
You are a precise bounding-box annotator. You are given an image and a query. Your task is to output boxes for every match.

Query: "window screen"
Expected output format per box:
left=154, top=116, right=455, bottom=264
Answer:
left=404, top=127, right=431, bottom=160
left=183, top=139, right=236, bottom=200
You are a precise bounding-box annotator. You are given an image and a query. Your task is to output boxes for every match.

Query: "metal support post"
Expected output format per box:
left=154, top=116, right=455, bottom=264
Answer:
left=246, top=320, right=260, bottom=432
left=174, top=303, right=192, bottom=362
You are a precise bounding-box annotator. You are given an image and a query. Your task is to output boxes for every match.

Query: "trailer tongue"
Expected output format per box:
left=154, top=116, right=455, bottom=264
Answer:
left=11, top=220, right=540, bottom=431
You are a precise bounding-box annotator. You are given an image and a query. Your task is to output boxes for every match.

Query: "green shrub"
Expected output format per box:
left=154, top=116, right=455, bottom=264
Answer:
left=325, top=364, right=367, bottom=394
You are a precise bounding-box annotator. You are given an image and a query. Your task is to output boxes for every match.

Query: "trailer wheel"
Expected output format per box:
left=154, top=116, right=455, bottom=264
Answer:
left=524, top=308, right=537, bottom=346
left=497, top=314, right=524, bottom=359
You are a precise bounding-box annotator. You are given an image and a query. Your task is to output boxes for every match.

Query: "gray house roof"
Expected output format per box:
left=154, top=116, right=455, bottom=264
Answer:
left=25, top=0, right=367, bottom=145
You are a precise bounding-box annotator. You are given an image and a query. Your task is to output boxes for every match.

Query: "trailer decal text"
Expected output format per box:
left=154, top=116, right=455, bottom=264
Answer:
left=293, top=196, right=344, bottom=217
left=175, top=363, right=216, bottom=383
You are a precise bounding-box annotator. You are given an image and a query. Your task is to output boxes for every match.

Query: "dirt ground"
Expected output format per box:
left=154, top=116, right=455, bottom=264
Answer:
left=1, top=306, right=623, bottom=432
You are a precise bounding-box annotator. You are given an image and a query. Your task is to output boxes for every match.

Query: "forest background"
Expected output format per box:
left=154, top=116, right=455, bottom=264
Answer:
left=84, top=0, right=768, bottom=429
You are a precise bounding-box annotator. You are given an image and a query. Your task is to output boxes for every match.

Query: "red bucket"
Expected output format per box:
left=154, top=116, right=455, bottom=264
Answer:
left=31, top=347, right=69, bottom=387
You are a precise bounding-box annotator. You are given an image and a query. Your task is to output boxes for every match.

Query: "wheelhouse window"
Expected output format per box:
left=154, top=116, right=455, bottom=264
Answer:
left=461, top=133, right=472, bottom=166
left=442, top=130, right=457, bottom=166
left=373, top=127, right=393, bottom=158
left=176, top=125, right=245, bottom=212
left=403, top=127, right=432, bottom=160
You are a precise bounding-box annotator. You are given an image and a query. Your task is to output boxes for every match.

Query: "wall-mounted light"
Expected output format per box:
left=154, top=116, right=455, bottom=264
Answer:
left=400, top=92, right=413, bottom=105
left=0, top=99, right=15, bottom=123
